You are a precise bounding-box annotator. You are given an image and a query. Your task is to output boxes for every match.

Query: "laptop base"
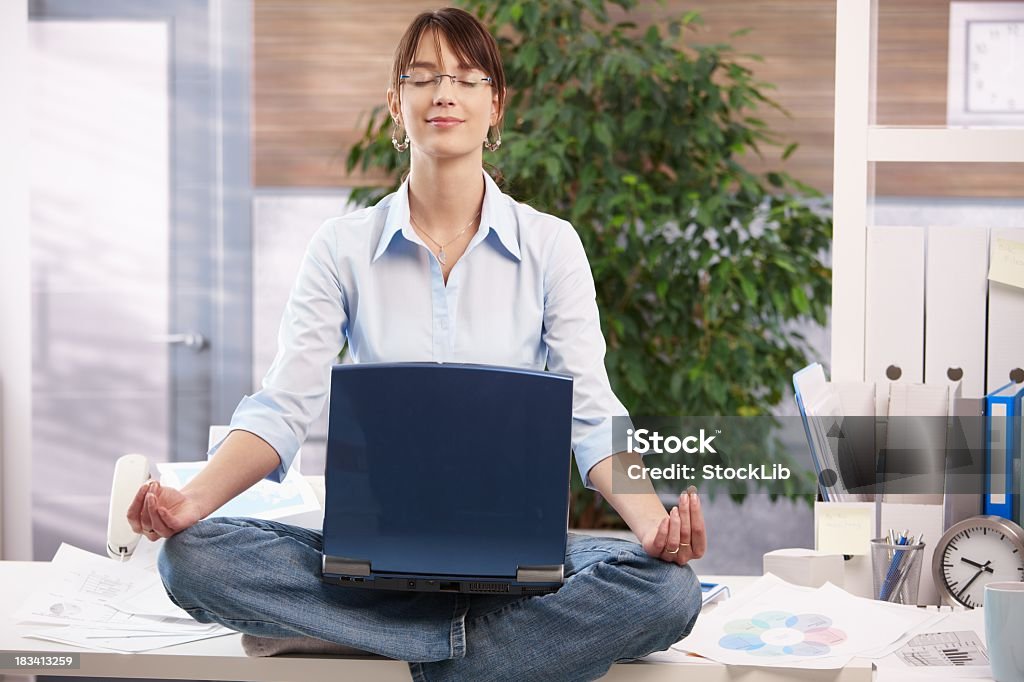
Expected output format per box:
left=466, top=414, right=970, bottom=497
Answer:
left=321, top=573, right=562, bottom=596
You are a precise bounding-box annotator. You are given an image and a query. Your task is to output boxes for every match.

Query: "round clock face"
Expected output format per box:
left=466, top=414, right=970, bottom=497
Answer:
left=934, top=517, right=1024, bottom=608
left=967, top=21, right=1024, bottom=114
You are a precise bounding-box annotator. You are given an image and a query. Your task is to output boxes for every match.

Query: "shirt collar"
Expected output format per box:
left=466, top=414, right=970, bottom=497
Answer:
left=373, top=169, right=521, bottom=263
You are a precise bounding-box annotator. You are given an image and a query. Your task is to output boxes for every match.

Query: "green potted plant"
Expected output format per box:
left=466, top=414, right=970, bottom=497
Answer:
left=346, top=0, right=832, bottom=527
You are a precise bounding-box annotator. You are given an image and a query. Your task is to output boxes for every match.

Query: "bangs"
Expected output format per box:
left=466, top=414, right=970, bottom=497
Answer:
left=419, top=27, right=488, bottom=74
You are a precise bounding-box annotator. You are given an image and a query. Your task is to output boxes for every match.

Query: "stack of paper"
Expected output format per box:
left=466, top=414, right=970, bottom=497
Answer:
left=13, top=543, right=233, bottom=653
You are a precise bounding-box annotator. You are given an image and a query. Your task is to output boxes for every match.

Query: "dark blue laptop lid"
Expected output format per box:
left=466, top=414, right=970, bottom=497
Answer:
left=322, top=363, right=574, bottom=578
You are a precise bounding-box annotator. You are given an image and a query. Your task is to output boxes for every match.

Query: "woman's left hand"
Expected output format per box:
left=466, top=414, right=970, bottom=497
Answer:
left=640, top=489, right=707, bottom=565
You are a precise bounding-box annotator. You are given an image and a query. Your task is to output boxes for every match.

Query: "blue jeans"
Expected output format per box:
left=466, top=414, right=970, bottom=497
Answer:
left=158, top=517, right=701, bottom=681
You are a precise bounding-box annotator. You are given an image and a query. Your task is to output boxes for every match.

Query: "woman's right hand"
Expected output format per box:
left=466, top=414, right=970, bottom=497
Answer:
left=126, top=480, right=203, bottom=541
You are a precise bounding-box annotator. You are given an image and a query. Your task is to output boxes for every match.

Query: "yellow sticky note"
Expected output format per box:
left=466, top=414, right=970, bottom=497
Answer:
left=988, top=237, right=1024, bottom=290
left=815, top=505, right=873, bottom=556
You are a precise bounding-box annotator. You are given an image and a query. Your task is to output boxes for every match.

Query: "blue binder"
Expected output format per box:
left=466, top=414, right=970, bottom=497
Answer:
left=984, top=381, right=1024, bottom=522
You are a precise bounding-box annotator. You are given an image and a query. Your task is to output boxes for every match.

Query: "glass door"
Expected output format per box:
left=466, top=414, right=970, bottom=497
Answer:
left=27, top=0, right=251, bottom=559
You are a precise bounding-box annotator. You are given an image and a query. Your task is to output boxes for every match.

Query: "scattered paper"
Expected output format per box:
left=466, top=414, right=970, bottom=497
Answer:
left=874, top=608, right=992, bottom=680
left=14, top=544, right=191, bottom=625
left=107, top=576, right=190, bottom=619
left=675, top=574, right=939, bottom=669
left=896, top=630, right=988, bottom=667
left=13, top=542, right=232, bottom=652
left=126, top=536, right=165, bottom=573
left=851, top=602, right=946, bottom=659
left=27, top=625, right=234, bottom=654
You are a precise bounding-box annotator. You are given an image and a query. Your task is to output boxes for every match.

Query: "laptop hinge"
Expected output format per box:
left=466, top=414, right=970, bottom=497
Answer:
left=516, top=564, right=564, bottom=584
left=322, top=555, right=372, bottom=577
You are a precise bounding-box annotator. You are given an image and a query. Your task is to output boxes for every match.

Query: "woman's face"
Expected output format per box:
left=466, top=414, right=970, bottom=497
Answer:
left=387, top=31, right=500, bottom=161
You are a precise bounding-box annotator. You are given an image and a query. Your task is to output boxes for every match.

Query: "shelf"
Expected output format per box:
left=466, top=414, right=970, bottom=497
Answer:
left=867, top=126, right=1024, bottom=163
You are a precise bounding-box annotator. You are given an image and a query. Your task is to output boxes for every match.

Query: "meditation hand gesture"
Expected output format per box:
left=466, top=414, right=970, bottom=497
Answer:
left=126, top=480, right=203, bottom=541
left=641, top=489, right=706, bottom=565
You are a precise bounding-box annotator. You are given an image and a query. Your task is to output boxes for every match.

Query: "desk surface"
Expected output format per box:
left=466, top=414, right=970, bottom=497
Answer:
left=0, top=563, right=872, bottom=681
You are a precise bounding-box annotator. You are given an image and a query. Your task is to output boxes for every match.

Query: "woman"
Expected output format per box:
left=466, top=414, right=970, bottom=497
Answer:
left=130, top=7, right=707, bottom=681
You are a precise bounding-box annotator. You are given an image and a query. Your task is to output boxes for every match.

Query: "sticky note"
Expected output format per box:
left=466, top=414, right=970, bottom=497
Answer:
left=815, top=504, right=873, bottom=555
left=988, top=237, right=1024, bottom=290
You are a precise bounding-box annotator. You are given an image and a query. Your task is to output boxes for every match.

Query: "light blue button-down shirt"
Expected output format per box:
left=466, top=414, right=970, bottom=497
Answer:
left=220, top=170, right=631, bottom=490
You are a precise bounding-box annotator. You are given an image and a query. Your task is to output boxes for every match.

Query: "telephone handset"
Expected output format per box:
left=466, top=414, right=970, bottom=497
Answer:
left=107, top=453, right=152, bottom=559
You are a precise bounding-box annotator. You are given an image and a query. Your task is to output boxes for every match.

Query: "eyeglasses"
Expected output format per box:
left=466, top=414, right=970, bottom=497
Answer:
left=399, top=68, right=494, bottom=91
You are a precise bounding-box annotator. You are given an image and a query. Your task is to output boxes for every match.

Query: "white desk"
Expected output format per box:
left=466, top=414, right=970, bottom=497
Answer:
left=0, top=564, right=871, bottom=681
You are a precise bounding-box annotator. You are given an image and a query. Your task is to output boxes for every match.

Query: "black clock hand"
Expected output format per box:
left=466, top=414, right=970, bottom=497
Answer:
left=954, top=561, right=995, bottom=598
left=960, top=557, right=995, bottom=573
left=957, top=569, right=985, bottom=599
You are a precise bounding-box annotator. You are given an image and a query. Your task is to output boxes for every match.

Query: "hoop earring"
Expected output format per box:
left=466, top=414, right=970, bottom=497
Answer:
left=391, top=123, right=409, bottom=153
left=484, top=127, right=502, bottom=152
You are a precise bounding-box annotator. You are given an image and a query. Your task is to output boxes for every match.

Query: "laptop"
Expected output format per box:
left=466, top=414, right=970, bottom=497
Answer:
left=320, top=362, right=574, bottom=595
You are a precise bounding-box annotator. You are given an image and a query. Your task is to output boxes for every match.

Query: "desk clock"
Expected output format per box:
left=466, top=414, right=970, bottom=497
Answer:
left=932, top=515, right=1024, bottom=608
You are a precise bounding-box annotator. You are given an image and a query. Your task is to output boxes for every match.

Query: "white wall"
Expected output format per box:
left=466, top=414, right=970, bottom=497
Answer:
left=0, top=0, right=33, bottom=560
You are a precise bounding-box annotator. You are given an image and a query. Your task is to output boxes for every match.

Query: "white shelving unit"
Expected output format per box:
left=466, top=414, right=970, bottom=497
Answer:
left=868, top=127, right=1024, bottom=163
left=830, top=0, right=1024, bottom=381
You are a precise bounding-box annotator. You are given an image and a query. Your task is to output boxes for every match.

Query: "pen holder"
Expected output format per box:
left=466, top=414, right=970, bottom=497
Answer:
left=870, top=538, right=925, bottom=605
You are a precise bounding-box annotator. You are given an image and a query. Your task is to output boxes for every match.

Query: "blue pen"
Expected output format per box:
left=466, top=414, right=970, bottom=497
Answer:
left=887, top=533, right=925, bottom=600
left=879, top=536, right=902, bottom=600
left=880, top=531, right=910, bottom=601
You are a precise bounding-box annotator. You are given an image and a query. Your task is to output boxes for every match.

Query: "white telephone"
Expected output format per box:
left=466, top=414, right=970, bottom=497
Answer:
left=106, top=453, right=152, bottom=559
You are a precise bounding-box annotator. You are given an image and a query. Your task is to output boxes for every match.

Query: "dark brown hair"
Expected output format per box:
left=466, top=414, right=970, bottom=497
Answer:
left=390, top=7, right=506, bottom=131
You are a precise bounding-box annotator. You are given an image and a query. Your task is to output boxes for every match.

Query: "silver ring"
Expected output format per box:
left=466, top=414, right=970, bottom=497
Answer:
left=666, top=546, right=680, bottom=554
left=679, top=543, right=690, bottom=547
left=142, top=528, right=153, bottom=534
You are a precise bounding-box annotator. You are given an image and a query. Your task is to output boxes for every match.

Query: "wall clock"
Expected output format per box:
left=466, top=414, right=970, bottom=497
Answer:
left=947, top=2, right=1024, bottom=126
left=932, top=515, right=1024, bottom=608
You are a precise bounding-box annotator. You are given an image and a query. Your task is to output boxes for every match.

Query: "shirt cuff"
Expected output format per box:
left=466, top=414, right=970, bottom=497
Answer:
left=208, top=394, right=301, bottom=483
left=573, top=416, right=635, bottom=490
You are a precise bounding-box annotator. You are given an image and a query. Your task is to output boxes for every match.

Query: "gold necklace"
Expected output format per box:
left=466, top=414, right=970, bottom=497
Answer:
left=410, top=211, right=481, bottom=266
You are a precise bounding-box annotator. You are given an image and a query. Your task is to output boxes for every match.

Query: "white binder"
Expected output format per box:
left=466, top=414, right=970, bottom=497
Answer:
left=986, top=228, right=1024, bottom=393
left=866, top=226, right=925, bottom=385
left=925, top=227, right=988, bottom=397
left=883, top=382, right=948, bottom=507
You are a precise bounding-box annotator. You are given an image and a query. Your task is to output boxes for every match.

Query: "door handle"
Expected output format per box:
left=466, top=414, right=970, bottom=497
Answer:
left=150, top=333, right=207, bottom=350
